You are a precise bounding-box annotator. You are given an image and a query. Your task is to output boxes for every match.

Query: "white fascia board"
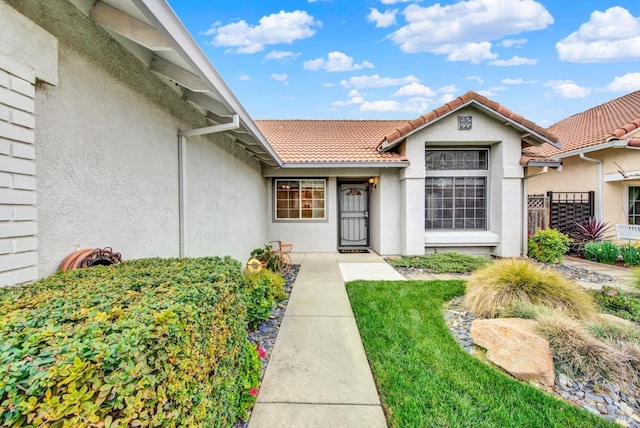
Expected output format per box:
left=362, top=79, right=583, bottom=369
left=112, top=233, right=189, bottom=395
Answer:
left=131, top=0, right=283, bottom=166
left=381, top=100, right=557, bottom=151
left=281, top=161, right=409, bottom=168
left=553, top=140, right=628, bottom=159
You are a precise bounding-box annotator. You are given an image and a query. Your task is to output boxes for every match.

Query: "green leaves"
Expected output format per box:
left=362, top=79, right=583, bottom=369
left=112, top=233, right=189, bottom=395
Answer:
left=0, top=257, right=259, bottom=427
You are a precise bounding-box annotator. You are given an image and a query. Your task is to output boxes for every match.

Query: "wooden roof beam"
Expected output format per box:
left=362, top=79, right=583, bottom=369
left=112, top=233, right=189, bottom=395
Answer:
left=150, top=55, right=209, bottom=92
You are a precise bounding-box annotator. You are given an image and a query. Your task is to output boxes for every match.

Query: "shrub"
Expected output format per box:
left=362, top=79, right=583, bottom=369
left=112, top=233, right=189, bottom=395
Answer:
left=586, top=315, right=640, bottom=346
left=584, top=241, right=619, bottom=264
left=590, top=287, right=640, bottom=323
left=620, top=242, right=640, bottom=266
left=464, top=258, right=596, bottom=319
left=386, top=252, right=491, bottom=273
left=536, top=314, right=639, bottom=388
left=527, top=228, right=569, bottom=264
left=0, top=257, right=260, bottom=427
left=243, top=268, right=287, bottom=327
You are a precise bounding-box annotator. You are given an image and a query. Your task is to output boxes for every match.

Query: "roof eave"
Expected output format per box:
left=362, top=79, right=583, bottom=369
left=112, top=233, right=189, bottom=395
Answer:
left=553, top=139, right=630, bottom=158
left=380, top=99, right=558, bottom=152
left=129, top=0, right=283, bottom=167
left=526, top=160, right=562, bottom=168
left=281, top=161, right=410, bottom=168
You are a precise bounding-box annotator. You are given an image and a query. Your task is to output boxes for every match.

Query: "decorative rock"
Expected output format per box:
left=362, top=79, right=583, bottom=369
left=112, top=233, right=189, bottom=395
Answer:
left=470, top=318, right=555, bottom=386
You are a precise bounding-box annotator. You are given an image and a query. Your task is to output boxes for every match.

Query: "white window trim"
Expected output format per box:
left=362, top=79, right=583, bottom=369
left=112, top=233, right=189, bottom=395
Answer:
left=425, top=148, right=491, bottom=231
left=274, top=178, right=327, bottom=221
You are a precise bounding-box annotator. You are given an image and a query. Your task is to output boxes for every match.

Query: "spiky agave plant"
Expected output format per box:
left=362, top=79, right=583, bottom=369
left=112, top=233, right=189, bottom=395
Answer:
left=573, top=217, right=612, bottom=242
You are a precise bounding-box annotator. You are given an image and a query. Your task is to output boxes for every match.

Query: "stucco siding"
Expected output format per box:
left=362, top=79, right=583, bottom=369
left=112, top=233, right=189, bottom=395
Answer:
left=6, top=0, right=269, bottom=280
left=528, top=148, right=640, bottom=230
left=402, top=106, right=527, bottom=257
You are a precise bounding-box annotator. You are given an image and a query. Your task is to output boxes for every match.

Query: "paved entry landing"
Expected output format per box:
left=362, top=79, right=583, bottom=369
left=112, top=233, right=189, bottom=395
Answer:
left=248, top=253, right=389, bottom=428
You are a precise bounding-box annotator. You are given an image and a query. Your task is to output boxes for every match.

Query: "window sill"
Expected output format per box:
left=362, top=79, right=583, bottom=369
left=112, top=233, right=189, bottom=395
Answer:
left=425, top=231, right=499, bottom=247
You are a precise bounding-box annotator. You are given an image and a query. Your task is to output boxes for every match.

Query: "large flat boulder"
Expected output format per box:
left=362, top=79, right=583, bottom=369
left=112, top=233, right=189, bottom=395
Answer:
left=470, top=318, right=555, bottom=386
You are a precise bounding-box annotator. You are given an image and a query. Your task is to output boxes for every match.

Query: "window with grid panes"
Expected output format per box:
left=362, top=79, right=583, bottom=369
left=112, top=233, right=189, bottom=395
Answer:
left=425, top=149, right=488, bottom=230
left=630, top=186, right=640, bottom=225
left=275, top=179, right=326, bottom=220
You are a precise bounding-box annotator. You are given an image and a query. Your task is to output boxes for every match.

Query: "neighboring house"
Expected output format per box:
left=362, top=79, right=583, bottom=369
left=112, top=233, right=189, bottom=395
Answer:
left=0, top=0, right=560, bottom=286
left=527, top=91, right=640, bottom=235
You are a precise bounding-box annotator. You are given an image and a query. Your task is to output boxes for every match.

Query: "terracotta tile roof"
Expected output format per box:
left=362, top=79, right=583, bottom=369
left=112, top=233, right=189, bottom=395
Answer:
left=380, top=91, right=559, bottom=148
left=255, top=120, right=408, bottom=164
left=535, top=90, right=640, bottom=156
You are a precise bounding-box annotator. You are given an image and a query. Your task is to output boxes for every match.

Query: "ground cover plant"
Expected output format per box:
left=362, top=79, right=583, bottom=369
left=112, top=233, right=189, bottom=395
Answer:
left=591, top=287, right=640, bottom=323
left=584, top=241, right=620, bottom=264
left=386, top=252, right=491, bottom=273
left=0, top=257, right=268, bottom=427
left=464, top=259, right=596, bottom=319
left=346, top=280, right=612, bottom=427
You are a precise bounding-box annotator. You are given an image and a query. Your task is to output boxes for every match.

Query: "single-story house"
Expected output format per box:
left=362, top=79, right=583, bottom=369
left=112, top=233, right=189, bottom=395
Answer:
left=0, top=0, right=560, bottom=286
left=527, top=91, right=640, bottom=235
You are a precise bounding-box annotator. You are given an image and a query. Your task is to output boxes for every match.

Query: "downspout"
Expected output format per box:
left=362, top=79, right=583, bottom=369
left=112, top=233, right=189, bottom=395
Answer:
left=579, top=153, right=603, bottom=219
left=177, top=114, right=240, bottom=257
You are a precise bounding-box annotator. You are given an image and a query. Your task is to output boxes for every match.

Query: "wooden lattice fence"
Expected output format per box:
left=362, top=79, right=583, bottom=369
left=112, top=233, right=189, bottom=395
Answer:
left=527, top=194, right=548, bottom=235
left=547, top=191, right=594, bottom=236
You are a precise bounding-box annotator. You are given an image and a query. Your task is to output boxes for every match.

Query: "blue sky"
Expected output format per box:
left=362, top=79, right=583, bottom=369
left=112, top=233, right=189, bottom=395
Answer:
left=168, top=0, right=640, bottom=126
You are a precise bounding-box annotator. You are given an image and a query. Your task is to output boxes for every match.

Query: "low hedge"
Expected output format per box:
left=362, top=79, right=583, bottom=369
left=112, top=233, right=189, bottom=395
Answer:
left=0, top=257, right=260, bottom=427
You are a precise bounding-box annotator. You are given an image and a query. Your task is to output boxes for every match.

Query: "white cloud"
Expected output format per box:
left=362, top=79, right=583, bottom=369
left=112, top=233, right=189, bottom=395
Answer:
left=438, top=85, right=458, bottom=93
left=393, top=82, right=437, bottom=97
left=208, top=10, right=321, bottom=54
left=477, top=90, right=497, bottom=97
left=381, top=0, right=415, bottom=4
left=439, top=93, right=456, bottom=103
left=489, top=86, right=507, bottom=92
left=489, top=56, right=537, bottom=66
left=500, top=38, right=527, bottom=48
left=359, top=99, right=428, bottom=113
left=322, top=82, right=336, bottom=88
left=501, top=77, right=537, bottom=84
left=603, top=73, right=640, bottom=92
left=389, top=0, right=553, bottom=57
left=368, top=8, right=398, bottom=28
left=271, top=73, right=289, bottom=85
left=264, top=50, right=301, bottom=62
left=303, top=51, right=375, bottom=72
left=340, top=74, right=419, bottom=89
left=464, top=76, right=484, bottom=85
left=556, top=7, right=640, bottom=62
left=238, top=74, right=251, bottom=81
left=432, top=42, right=497, bottom=63
left=545, top=80, right=591, bottom=98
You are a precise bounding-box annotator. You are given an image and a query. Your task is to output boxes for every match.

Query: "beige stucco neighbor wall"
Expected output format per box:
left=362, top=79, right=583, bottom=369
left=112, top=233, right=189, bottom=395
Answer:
left=528, top=148, right=640, bottom=233
left=400, top=106, right=526, bottom=257
left=3, top=0, right=269, bottom=281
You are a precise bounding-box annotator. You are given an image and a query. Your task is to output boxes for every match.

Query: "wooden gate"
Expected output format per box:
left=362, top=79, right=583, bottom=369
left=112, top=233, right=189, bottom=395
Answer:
left=527, top=194, right=548, bottom=235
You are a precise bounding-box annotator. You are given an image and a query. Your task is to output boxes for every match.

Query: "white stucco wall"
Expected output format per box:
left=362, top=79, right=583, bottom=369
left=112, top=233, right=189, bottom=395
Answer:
left=6, top=0, right=270, bottom=280
left=264, top=167, right=384, bottom=253
left=400, top=105, right=527, bottom=257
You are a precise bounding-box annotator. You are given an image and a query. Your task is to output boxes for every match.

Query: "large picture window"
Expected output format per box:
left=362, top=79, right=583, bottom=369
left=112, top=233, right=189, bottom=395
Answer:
left=425, top=149, right=488, bottom=230
left=275, top=179, right=326, bottom=220
left=630, top=186, right=640, bottom=225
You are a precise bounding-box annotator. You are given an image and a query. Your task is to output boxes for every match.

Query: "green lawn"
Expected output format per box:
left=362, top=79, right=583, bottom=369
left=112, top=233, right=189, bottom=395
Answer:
left=346, top=279, right=615, bottom=428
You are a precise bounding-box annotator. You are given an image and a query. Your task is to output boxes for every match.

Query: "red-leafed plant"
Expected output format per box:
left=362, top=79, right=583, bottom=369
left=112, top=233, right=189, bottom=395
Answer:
left=573, top=217, right=612, bottom=242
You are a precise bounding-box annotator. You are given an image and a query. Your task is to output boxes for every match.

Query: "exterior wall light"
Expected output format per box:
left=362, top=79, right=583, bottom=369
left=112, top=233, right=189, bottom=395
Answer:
left=368, top=176, right=378, bottom=189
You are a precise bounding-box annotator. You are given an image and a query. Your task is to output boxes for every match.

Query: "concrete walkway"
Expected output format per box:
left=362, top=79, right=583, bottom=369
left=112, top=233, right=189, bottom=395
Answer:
left=248, top=252, right=402, bottom=428
left=563, top=256, right=637, bottom=293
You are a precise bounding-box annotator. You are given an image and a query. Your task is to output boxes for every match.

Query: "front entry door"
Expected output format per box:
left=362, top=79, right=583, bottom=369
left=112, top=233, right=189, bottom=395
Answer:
left=339, top=183, right=369, bottom=247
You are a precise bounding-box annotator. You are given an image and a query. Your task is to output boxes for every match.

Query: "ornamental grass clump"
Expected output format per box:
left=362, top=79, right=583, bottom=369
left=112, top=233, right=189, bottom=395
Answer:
left=0, top=257, right=261, bottom=427
left=464, top=258, right=596, bottom=319
left=536, top=314, right=640, bottom=388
